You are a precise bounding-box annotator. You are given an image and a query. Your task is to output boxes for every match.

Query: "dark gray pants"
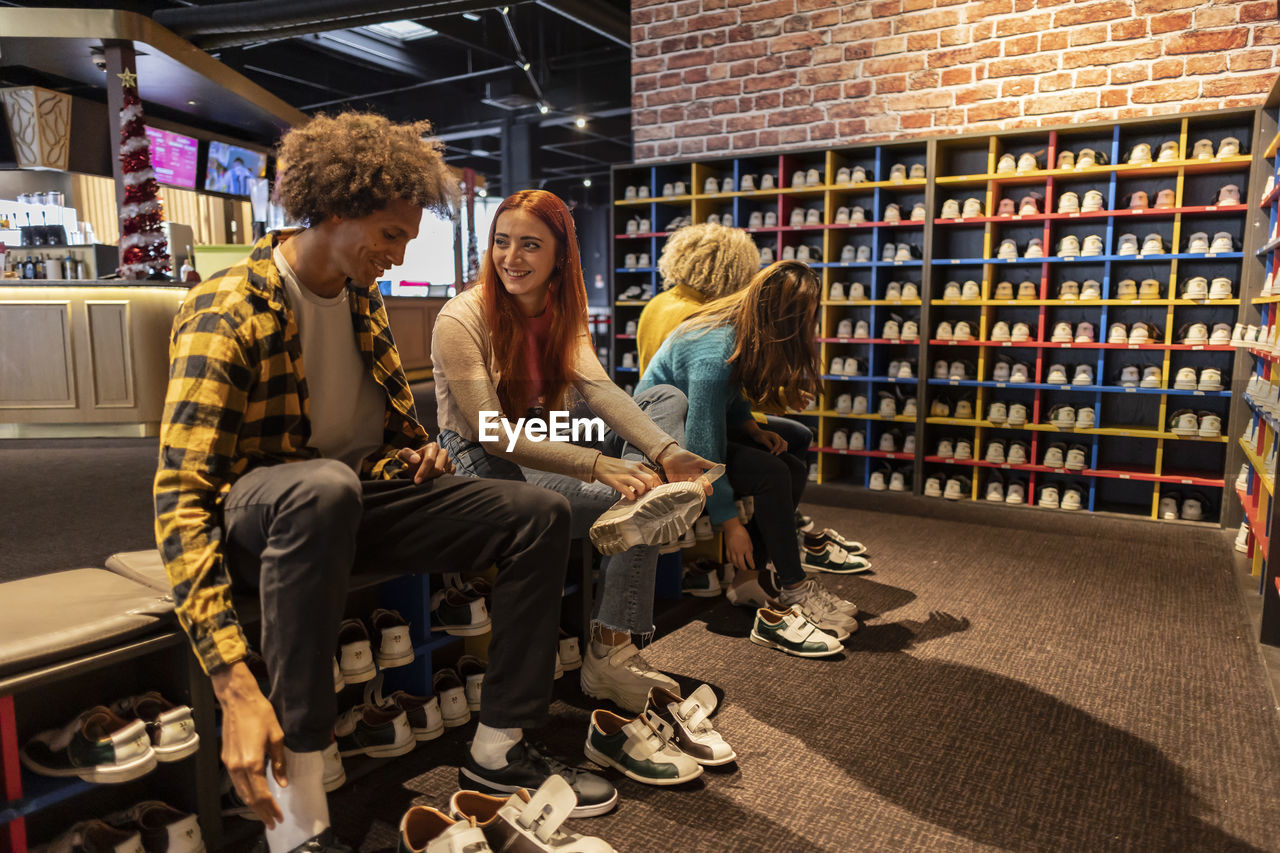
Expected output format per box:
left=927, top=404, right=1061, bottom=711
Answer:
left=222, top=459, right=571, bottom=751
left=724, top=440, right=807, bottom=586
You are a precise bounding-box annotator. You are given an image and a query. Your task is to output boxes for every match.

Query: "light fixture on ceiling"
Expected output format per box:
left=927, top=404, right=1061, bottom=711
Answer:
left=500, top=5, right=510, bottom=14
left=477, top=187, right=488, bottom=197
left=574, top=116, right=587, bottom=128
left=520, top=60, right=531, bottom=71
left=462, top=11, right=480, bottom=21
left=538, top=101, right=551, bottom=114
left=582, top=178, right=592, bottom=187
left=470, top=147, right=489, bottom=157
left=187, top=100, right=197, bottom=106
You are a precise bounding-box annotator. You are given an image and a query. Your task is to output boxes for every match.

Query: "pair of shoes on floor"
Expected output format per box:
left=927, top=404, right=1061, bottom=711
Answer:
left=430, top=655, right=487, bottom=728
left=580, top=641, right=679, bottom=714
left=402, top=774, right=616, bottom=852
left=21, top=692, right=199, bottom=783
left=583, top=681, right=738, bottom=788
left=42, top=802, right=204, bottom=853
left=588, top=464, right=725, bottom=556
left=337, top=608, right=416, bottom=684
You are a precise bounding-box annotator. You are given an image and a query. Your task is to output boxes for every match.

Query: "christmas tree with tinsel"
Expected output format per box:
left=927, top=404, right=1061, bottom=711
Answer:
left=116, top=69, right=170, bottom=279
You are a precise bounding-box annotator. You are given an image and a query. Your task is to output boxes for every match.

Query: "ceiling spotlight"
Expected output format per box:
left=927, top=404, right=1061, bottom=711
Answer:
left=500, top=5, right=510, bottom=14
left=470, top=147, right=489, bottom=157
left=538, top=101, right=550, bottom=114
left=521, top=61, right=531, bottom=71
left=574, top=116, right=587, bottom=128
left=187, top=100, right=197, bottom=106
left=462, top=11, right=480, bottom=20
left=583, top=178, right=592, bottom=187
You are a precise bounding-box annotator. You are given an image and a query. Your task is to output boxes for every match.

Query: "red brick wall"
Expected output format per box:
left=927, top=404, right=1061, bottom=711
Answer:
left=631, top=0, right=1280, bottom=161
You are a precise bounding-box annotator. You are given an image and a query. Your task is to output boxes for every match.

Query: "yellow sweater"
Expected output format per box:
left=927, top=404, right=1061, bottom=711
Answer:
left=636, top=283, right=707, bottom=374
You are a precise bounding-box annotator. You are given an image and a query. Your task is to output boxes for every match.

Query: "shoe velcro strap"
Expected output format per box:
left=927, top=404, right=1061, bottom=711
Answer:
left=686, top=683, right=719, bottom=717
left=514, top=775, right=575, bottom=843
left=674, top=696, right=711, bottom=734
left=622, top=710, right=675, bottom=757
left=778, top=609, right=821, bottom=643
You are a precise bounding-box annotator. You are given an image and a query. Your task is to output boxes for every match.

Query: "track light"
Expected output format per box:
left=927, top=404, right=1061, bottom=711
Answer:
left=583, top=178, right=592, bottom=187
left=500, top=5, right=510, bottom=14
left=538, top=101, right=550, bottom=114
left=521, top=60, right=531, bottom=71
left=574, top=116, right=587, bottom=128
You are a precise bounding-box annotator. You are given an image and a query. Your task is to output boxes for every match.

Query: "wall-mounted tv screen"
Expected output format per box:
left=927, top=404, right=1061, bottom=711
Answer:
left=204, top=140, right=268, bottom=196
left=144, top=126, right=199, bottom=189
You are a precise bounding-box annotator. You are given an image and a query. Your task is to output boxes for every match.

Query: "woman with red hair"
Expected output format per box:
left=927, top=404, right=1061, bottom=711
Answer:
left=432, top=190, right=713, bottom=749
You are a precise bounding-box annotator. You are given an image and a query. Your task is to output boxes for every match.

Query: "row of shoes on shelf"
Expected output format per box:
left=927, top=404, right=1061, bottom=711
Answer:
left=1168, top=410, right=1223, bottom=438
left=943, top=185, right=1240, bottom=218
left=1240, top=421, right=1278, bottom=474
left=827, top=392, right=919, bottom=418
left=1159, top=492, right=1209, bottom=521
left=997, top=137, right=1241, bottom=175
left=1234, top=322, right=1280, bottom=352
left=20, top=691, right=199, bottom=784
left=868, top=465, right=912, bottom=491
left=621, top=252, right=651, bottom=268
left=1035, top=483, right=1087, bottom=511
left=623, top=217, right=651, bottom=234
left=618, top=285, right=652, bottom=301
left=829, top=280, right=918, bottom=301
left=938, top=276, right=1232, bottom=301
left=38, top=802, right=202, bottom=853
left=832, top=427, right=913, bottom=454
left=1243, top=374, right=1280, bottom=425
left=832, top=316, right=920, bottom=341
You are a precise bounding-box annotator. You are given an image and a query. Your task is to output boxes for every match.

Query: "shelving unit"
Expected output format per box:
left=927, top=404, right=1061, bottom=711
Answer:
left=926, top=114, right=1250, bottom=522
left=611, top=107, right=1263, bottom=527
left=1236, top=85, right=1280, bottom=647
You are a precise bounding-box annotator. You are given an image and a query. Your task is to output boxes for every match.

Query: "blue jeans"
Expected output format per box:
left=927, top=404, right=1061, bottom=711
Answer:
left=439, top=384, right=689, bottom=637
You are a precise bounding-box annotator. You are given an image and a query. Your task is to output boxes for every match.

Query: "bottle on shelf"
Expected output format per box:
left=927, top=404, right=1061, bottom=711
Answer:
left=63, top=250, right=76, bottom=280
left=179, top=245, right=194, bottom=283
left=23, top=254, right=36, bottom=279
left=76, top=258, right=87, bottom=280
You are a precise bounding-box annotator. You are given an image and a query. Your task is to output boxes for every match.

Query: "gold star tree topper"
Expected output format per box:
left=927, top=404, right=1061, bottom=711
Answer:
left=116, top=68, right=137, bottom=88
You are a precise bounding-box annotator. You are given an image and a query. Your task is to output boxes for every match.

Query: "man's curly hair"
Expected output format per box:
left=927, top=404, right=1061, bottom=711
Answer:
left=274, top=112, right=457, bottom=224
left=657, top=222, right=760, bottom=299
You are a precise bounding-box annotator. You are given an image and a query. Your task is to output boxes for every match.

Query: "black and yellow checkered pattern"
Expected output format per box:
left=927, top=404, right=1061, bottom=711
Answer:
left=153, top=231, right=427, bottom=674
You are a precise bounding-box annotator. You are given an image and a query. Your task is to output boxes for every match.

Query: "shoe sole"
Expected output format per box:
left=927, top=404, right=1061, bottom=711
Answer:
left=692, top=750, right=738, bottom=767
left=457, top=767, right=619, bottom=818
left=323, top=767, right=347, bottom=791
left=748, top=630, right=841, bottom=658
left=375, top=651, right=415, bottom=668
left=683, top=586, right=721, bottom=598
left=802, top=559, right=873, bottom=575
left=338, top=736, right=415, bottom=759
left=589, top=479, right=713, bottom=556
left=341, top=659, right=377, bottom=683
left=21, top=747, right=157, bottom=783
left=583, top=741, right=704, bottom=786
left=441, top=710, right=472, bottom=727
left=430, top=619, right=492, bottom=637
left=154, top=735, right=201, bottom=763
left=412, top=724, right=445, bottom=741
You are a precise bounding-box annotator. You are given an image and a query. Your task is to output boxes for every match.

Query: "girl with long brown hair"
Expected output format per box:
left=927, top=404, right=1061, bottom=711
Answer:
left=637, top=260, right=861, bottom=652
left=432, top=190, right=715, bottom=732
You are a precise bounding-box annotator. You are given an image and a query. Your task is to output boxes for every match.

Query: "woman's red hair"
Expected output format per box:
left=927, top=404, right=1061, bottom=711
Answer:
left=478, top=189, right=589, bottom=416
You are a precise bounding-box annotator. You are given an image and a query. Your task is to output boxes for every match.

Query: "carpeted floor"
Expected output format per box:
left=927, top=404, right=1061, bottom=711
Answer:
left=5, top=389, right=1279, bottom=851
left=324, top=497, right=1280, bottom=853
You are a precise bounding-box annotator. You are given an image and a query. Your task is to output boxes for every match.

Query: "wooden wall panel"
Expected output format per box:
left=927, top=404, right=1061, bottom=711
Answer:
left=86, top=300, right=134, bottom=407
left=0, top=301, right=76, bottom=407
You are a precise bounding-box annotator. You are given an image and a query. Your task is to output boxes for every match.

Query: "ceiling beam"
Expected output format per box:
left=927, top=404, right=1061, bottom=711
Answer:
left=533, top=0, right=629, bottom=49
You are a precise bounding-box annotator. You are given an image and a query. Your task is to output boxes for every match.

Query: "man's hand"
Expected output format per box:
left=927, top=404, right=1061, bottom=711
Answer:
left=722, top=517, right=755, bottom=572
left=398, top=443, right=454, bottom=483
left=655, top=445, right=716, bottom=495
left=593, top=455, right=663, bottom=498
left=212, top=661, right=286, bottom=827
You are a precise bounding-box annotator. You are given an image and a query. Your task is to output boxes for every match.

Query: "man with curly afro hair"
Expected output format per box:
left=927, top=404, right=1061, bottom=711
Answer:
left=154, top=113, right=610, bottom=851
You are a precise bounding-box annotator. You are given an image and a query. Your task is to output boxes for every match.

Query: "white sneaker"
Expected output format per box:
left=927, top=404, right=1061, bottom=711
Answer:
left=1038, top=485, right=1060, bottom=509
left=1012, top=322, right=1032, bottom=342
left=998, top=238, right=1018, bottom=260
left=962, top=197, right=984, bottom=217
left=1109, top=322, right=1128, bottom=344
left=924, top=475, right=944, bottom=497
left=1051, top=322, right=1073, bottom=343
left=1064, top=445, right=1087, bottom=470
left=988, top=401, right=1008, bottom=424
left=985, top=440, right=1007, bottom=464
left=580, top=642, right=680, bottom=714
left=1173, top=367, right=1198, bottom=390
left=1007, top=404, right=1028, bottom=426
left=944, top=476, right=970, bottom=500
left=1076, top=407, right=1096, bottom=429
left=1198, top=413, right=1222, bottom=438
left=1117, top=233, right=1138, bottom=255
left=962, top=280, right=981, bottom=300
left=986, top=477, right=1005, bottom=502
left=1007, top=442, right=1028, bottom=464
left=1049, top=405, right=1076, bottom=428
left=1141, top=365, right=1163, bottom=388
left=1140, top=232, right=1164, bottom=254
left=1006, top=482, right=1026, bottom=505
left=1209, top=277, right=1233, bottom=299
left=1185, top=231, right=1209, bottom=253
left=1198, top=368, right=1223, bottom=391
left=1058, top=235, right=1080, bottom=257
left=1072, top=365, right=1093, bottom=386
left=1043, top=444, right=1066, bottom=468
left=831, top=429, right=849, bottom=450
left=1209, top=231, right=1234, bottom=253
left=1159, top=493, right=1180, bottom=519
left=1170, top=410, right=1199, bottom=435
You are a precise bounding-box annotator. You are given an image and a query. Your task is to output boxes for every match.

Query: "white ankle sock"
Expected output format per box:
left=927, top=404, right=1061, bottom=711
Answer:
left=264, top=747, right=329, bottom=851
left=471, top=724, right=522, bottom=770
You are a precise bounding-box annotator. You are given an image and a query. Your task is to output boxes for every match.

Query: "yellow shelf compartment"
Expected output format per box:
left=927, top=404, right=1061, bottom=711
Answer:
left=1239, top=436, right=1275, bottom=497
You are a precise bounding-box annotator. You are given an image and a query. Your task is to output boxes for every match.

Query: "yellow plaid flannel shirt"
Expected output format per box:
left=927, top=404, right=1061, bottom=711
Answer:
left=154, top=231, right=427, bottom=674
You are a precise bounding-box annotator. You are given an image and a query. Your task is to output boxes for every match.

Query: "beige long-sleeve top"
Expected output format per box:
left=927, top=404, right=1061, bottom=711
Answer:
left=432, top=286, right=677, bottom=482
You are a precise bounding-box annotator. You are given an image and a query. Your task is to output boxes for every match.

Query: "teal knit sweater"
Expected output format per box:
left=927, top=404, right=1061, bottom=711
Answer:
left=637, top=324, right=753, bottom=524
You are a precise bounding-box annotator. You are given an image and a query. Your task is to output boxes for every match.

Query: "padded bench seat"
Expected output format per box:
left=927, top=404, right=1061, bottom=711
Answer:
left=0, top=569, right=174, bottom=680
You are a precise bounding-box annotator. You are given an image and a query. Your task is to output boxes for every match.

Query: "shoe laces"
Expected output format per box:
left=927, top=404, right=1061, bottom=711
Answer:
left=620, top=647, right=663, bottom=678
left=803, top=580, right=846, bottom=615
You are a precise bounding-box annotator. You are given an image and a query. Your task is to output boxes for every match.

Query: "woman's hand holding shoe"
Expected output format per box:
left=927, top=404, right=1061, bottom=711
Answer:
left=593, top=455, right=663, bottom=499
left=656, top=444, right=716, bottom=494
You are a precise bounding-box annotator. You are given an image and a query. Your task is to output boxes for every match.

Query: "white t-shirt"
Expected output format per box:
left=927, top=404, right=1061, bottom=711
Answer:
left=274, top=246, right=385, bottom=471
